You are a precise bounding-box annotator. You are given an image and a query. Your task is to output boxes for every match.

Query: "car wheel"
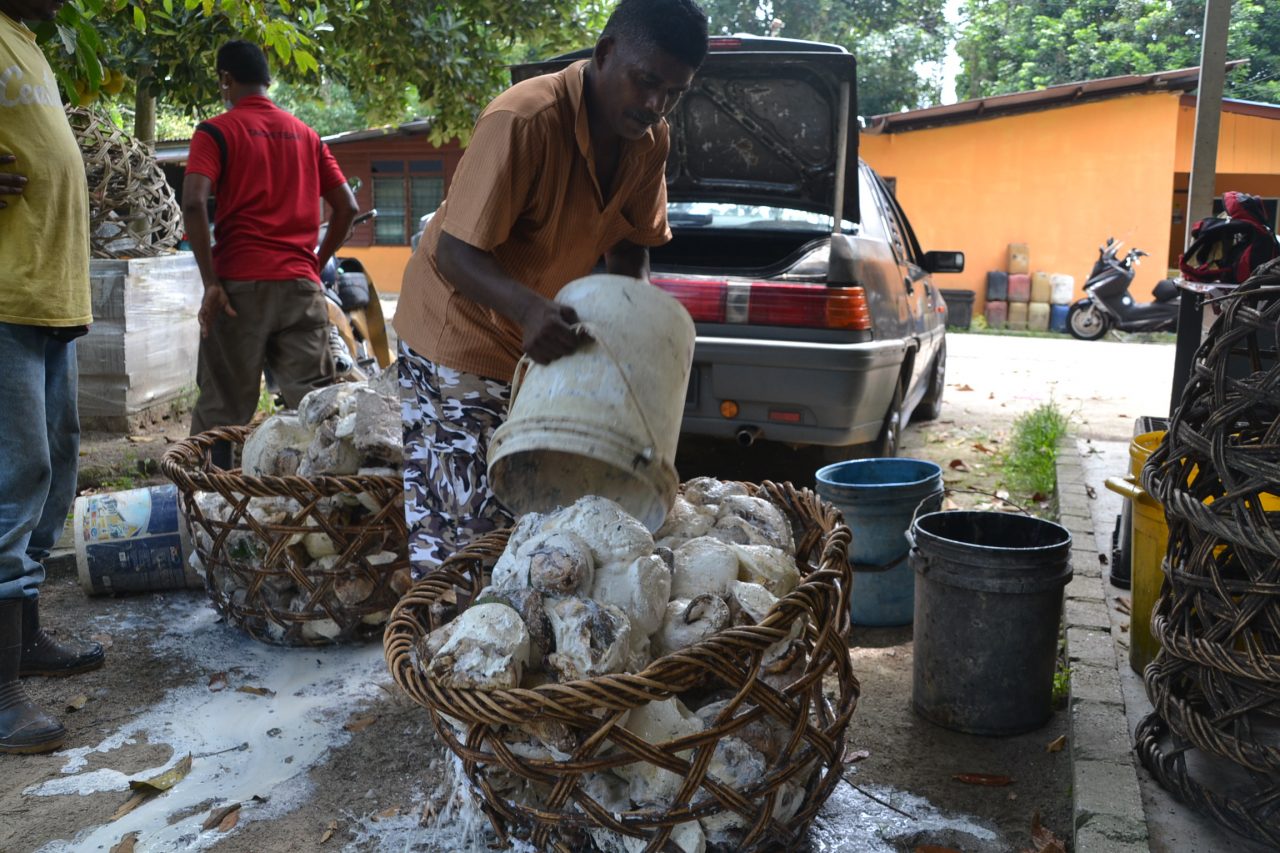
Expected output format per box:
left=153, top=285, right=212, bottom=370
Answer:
left=1067, top=301, right=1108, bottom=341
left=873, top=382, right=904, bottom=457
left=912, top=342, right=946, bottom=422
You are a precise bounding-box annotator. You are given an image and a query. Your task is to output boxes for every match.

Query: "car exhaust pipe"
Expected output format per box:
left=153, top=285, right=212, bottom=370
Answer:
left=736, top=426, right=761, bottom=447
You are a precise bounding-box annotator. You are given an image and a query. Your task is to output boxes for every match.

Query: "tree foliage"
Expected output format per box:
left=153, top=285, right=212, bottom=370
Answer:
left=955, top=0, right=1280, bottom=104
left=697, top=0, right=951, bottom=116
left=37, top=0, right=610, bottom=143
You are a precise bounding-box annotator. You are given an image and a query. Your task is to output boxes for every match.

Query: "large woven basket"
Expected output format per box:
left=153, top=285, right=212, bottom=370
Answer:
left=385, top=481, right=857, bottom=852
left=162, top=425, right=409, bottom=646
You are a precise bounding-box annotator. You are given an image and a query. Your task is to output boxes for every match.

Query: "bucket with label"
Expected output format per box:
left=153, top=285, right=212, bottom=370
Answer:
left=74, top=484, right=200, bottom=595
left=488, top=275, right=696, bottom=532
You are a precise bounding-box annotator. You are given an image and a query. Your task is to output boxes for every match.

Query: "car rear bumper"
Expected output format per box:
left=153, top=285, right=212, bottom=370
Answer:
left=680, top=335, right=908, bottom=447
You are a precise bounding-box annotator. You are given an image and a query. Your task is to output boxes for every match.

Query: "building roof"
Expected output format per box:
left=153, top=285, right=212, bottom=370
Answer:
left=864, top=62, right=1251, bottom=134
left=152, top=117, right=438, bottom=166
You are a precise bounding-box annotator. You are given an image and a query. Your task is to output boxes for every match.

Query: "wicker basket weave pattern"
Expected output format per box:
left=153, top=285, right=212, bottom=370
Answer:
left=385, top=481, right=857, bottom=852
left=1137, top=263, right=1280, bottom=845
left=162, top=425, right=409, bottom=646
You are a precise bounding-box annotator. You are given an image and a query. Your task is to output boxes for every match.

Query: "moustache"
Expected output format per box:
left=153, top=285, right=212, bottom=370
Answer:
left=625, top=111, right=660, bottom=126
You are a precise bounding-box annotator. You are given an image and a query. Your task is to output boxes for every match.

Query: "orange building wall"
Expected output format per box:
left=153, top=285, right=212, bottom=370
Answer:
left=1175, top=103, right=1280, bottom=174
left=860, top=93, right=1184, bottom=307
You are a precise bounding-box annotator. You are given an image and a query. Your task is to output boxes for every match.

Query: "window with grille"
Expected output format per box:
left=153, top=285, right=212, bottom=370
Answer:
left=371, top=159, right=444, bottom=245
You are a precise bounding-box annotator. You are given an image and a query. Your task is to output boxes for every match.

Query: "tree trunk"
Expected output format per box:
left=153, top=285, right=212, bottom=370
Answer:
left=134, top=80, right=156, bottom=147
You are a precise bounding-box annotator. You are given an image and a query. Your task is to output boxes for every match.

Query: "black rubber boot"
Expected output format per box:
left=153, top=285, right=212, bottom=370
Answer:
left=19, top=596, right=105, bottom=677
left=0, top=599, right=66, bottom=754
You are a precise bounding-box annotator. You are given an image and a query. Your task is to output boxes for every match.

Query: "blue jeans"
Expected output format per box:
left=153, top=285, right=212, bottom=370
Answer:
left=0, top=323, right=80, bottom=601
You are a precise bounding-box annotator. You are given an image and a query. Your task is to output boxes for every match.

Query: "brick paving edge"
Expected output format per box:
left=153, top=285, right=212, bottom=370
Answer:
left=1056, top=437, right=1150, bottom=853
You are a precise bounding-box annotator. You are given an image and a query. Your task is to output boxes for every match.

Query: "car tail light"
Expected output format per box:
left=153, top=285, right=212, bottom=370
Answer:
left=709, top=37, right=743, bottom=49
left=653, top=277, right=871, bottom=331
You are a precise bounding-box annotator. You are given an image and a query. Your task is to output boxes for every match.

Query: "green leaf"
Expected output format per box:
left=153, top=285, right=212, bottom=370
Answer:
left=132, top=5, right=146, bottom=32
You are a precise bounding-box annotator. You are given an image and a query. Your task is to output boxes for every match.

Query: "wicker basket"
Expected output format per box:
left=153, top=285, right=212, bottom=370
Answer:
left=162, top=425, right=409, bottom=646
left=385, top=481, right=857, bottom=852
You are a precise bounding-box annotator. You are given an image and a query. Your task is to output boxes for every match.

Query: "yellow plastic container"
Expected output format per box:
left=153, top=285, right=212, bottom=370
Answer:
left=1105, top=431, right=1168, bottom=674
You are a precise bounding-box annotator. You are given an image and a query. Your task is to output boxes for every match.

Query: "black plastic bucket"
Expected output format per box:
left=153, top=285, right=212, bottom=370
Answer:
left=910, top=510, right=1072, bottom=735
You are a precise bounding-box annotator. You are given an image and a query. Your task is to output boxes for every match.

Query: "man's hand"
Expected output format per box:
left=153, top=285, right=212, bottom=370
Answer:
left=0, top=154, right=28, bottom=209
left=198, top=283, right=238, bottom=338
left=519, top=299, right=592, bottom=364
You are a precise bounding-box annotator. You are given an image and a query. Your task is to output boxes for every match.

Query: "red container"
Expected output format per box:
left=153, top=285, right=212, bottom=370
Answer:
left=985, top=300, right=1008, bottom=329
left=1007, top=273, right=1031, bottom=303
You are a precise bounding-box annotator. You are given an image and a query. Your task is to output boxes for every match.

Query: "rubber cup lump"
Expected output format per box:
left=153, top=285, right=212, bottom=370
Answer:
left=161, top=370, right=412, bottom=646
left=384, top=480, right=858, bottom=852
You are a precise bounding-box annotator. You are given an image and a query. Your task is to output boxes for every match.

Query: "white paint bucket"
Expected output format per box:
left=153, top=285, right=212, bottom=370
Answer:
left=73, top=484, right=200, bottom=595
left=488, top=275, right=696, bottom=532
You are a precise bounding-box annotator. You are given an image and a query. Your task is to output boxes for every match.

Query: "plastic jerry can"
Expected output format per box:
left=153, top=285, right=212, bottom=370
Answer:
left=986, top=270, right=1009, bottom=302
left=1028, top=302, right=1051, bottom=331
left=1007, top=301, right=1029, bottom=330
left=1050, top=274, right=1075, bottom=305
left=1008, top=243, right=1030, bottom=274
left=1007, top=273, right=1031, bottom=303
left=985, top=300, right=1008, bottom=329
left=1049, top=303, right=1070, bottom=333
left=1031, top=272, right=1052, bottom=303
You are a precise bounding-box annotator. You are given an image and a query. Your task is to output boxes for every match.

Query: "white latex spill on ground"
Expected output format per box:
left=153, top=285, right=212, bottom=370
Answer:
left=810, top=779, right=1003, bottom=852
left=31, top=593, right=388, bottom=853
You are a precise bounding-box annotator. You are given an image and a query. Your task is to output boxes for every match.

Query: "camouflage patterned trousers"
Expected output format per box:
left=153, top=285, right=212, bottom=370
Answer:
left=398, top=342, right=513, bottom=577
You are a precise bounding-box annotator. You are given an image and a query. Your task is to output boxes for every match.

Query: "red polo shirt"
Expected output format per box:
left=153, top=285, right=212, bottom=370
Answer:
left=185, top=95, right=346, bottom=283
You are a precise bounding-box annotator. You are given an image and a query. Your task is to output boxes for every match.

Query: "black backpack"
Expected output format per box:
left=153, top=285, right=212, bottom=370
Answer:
left=1179, top=192, right=1280, bottom=284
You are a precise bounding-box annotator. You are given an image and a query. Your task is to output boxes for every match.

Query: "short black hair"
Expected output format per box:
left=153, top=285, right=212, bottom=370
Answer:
left=601, top=0, right=708, bottom=70
left=216, top=40, right=271, bottom=86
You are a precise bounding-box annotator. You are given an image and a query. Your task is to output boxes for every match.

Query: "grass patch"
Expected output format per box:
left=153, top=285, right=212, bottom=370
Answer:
left=1004, top=400, right=1071, bottom=501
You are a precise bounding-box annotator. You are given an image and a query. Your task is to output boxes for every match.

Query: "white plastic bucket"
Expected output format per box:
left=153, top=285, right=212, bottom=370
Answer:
left=74, top=484, right=200, bottom=595
left=1050, top=274, right=1075, bottom=305
left=488, top=274, right=696, bottom=531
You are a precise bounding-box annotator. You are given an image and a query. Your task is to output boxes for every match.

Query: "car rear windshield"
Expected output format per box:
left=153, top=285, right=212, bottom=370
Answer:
left=668, top=202, right=855, bottom=234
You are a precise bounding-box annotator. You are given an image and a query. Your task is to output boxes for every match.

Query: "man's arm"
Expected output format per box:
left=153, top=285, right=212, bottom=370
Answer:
left=316, top=183, right=358, bottom=271
left=0, top=154, right=27, bottom=210
left=436, top=231, right=588, bottom=365
left=604, top=239, right=650, bottom=280
left=181, top=172, right=237, bottom=337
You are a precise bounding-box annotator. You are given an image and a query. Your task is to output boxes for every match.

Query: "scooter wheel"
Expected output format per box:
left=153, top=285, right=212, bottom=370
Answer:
left=1067, top=302, right=1109, bottom=341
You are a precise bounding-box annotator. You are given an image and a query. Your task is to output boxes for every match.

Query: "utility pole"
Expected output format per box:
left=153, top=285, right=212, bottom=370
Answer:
left=1168, top=0, right=1232, bottom=414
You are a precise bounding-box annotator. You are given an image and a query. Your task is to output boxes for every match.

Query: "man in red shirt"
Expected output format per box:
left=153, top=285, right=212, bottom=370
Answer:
left=182, top=40, right=357, bottom=462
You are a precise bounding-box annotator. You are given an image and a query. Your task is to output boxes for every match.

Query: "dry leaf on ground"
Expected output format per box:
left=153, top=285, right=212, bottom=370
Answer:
left=202, top=803, right=241, bottom=832
left=66, top=694, right=88, bottom=712
left=344, top=714, right=378, bottom=733
left=208, top=672, right=228, bottom=691
left=129, top=754, right=193, bottom=795
left=109, top=832, right=139, bottom=853
left=843, top=747, right=870, bottom=763
left=952, top=773, right=1013, bottom=786
left=956, top=384, right=974, bottom=391
left=1021, top=810, right=1068, bottom=853
left=320, top=819, right=339, bottom=843
left=374, top=805, right=401, bottom=820
left=1045, top=735, right=1066, bottom=753
left=1085, top=485, right=1097, bottom=499
left=949, top=459, right=970, bottom=472
left=972, top=442, right=995, bottom=454
left=111, top=792, right=150, bottom=821
left=236, top=685, right=276, bottom=697
left=218, top=807, right=241, bottom=832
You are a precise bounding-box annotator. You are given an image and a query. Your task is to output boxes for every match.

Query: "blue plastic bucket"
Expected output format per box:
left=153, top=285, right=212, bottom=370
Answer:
left=816, top=458, right=943, bottom=626
left=73, top=484, right=199, bottom=595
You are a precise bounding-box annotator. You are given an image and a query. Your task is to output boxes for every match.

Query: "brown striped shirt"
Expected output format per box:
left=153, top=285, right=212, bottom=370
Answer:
left=392, top=59, right=672, bottom=382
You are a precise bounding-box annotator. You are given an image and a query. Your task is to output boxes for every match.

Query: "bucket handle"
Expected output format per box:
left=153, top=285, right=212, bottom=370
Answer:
left=507, top=325, right=662, bottom=466
left=906, top=487, right=1032, bottom=574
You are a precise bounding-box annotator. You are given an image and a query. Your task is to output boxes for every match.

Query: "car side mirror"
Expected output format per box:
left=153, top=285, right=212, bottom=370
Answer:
left=923, top=250, right=965, bottom=273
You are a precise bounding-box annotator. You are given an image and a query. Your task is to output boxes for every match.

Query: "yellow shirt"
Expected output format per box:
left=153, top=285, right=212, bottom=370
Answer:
left=393, top=60, right=671, bottom=382
left=0, top=13, right=91, bottom=327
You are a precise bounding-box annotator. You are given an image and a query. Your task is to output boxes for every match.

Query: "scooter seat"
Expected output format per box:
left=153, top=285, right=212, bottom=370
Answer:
left=1153, top=278, right=1179, bottom=303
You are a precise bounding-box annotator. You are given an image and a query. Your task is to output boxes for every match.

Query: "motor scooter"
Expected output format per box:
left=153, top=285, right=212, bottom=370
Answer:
left=1066, top=238, right=1180, bottom=340
left=318, top=209, right=393, bottom=377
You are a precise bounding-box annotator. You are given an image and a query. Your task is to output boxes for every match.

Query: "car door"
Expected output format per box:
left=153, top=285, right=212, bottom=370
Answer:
left=867, top=171, right=937, bottom=397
